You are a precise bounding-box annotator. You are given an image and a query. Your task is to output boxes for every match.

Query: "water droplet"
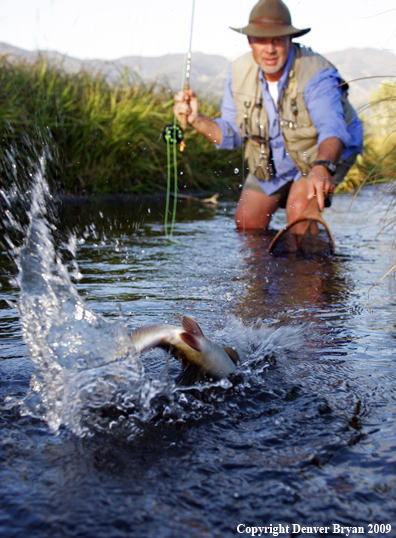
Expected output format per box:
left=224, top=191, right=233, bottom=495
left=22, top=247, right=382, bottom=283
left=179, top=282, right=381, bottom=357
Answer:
left=219, top=378, right=232, bottom=389
left=234, top=168, right=239, bottom=174
left=147, top=208, right=151, bottom=214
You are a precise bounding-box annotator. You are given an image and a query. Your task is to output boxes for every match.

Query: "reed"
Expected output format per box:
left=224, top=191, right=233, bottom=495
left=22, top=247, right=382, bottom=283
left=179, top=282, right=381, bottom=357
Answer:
left=337, top=80, right=396, bottom=193
left=0, top=56, right=241, bottom=195
left=341, top=80, right=396, bottom=288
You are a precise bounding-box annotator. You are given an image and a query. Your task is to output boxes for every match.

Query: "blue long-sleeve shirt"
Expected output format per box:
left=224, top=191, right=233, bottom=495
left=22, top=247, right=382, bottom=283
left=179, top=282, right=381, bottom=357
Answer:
left=215, top=47, right=363, bottom=195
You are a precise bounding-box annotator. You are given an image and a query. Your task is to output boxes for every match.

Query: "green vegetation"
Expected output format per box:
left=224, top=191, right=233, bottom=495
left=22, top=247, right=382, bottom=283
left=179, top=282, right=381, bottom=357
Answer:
left=1, top=56, right=394, bottom=198
left=0, top=56, right=241, bottom=195
left=337, top=80, right=396, bottom=193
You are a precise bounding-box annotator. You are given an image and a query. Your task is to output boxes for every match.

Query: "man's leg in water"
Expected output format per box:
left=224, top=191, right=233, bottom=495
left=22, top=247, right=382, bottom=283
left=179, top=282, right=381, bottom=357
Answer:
left=234, top=188, right=280, bottom=231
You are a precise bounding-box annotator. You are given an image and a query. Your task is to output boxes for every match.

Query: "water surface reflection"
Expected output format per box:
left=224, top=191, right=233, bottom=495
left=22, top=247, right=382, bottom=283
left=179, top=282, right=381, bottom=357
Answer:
left=1, top=185, right=396, bottom=537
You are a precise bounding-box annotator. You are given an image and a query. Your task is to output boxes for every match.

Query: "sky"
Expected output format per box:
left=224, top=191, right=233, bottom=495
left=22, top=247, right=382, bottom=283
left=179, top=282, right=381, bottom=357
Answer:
left=1, top=0, right=396, bottom=61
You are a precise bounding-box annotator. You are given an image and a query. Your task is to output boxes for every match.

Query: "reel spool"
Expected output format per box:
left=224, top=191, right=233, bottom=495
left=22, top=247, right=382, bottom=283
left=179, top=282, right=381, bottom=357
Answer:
left=163, top=124, right=184, bottom=145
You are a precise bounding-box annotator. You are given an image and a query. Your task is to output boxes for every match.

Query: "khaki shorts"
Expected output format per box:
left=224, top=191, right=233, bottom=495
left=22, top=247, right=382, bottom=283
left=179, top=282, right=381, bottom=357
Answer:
left=243, top=173, right=293, bottom=209
left=242, top=153, right=358, bottom=209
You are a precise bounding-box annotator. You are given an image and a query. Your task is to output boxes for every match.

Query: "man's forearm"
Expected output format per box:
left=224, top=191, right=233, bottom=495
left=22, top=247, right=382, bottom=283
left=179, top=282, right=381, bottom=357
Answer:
left=316, top=137, right=343, bottom=164
left=307, top=137, right=344, bottom=211
left=190, top=114, right=222, bottom=145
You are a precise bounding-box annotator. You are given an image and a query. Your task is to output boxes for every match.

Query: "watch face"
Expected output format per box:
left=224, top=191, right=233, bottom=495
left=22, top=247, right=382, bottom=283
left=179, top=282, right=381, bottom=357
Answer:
left=315, top=161, right=336, bottom=175
left=327, top=162, right=336, bottom=174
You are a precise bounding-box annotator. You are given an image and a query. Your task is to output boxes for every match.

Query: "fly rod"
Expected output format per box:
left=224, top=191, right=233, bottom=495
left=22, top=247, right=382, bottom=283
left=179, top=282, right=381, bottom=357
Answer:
left=162, top=0, right=196, bottom=242
left=179, top=0, right=196, bottom=151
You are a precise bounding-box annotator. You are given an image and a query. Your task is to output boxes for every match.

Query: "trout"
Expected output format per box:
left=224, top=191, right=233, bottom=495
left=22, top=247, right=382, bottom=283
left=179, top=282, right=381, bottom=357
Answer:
left=131, top=316, right=239, bottom=380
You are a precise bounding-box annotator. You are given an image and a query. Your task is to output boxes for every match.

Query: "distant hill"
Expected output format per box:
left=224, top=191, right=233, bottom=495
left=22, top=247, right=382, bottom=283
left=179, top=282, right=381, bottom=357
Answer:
left=0, top=42, right=395, bottom=109
left=0, top=42, right=231, bottom=102
left=323, top=48, right=396, bottom=111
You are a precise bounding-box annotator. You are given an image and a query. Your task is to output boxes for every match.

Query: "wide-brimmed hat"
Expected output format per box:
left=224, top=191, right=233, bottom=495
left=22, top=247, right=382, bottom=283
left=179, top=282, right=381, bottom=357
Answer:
left=230, top=0, right=311, bottom=39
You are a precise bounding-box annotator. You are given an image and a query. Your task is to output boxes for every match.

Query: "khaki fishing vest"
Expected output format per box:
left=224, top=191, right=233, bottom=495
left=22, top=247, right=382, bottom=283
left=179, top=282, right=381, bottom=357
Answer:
left=231, top=43, right=354, bottom=181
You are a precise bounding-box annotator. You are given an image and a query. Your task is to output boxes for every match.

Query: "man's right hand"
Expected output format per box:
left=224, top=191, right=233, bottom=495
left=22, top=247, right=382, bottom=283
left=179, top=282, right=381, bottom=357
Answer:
left=173, top=89, right=222, bottom=145
left=173, top=89, right=199, bottom=127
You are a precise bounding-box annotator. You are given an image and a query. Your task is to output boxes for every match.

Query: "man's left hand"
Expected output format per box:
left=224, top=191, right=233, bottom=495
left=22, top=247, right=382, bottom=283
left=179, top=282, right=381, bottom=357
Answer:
left=307, top=164, right=335, bottom=212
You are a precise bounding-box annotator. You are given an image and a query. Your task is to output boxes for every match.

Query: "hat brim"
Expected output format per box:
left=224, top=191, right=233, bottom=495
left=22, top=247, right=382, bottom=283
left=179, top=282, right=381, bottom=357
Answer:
left=230, top=24, right=311, bottom=39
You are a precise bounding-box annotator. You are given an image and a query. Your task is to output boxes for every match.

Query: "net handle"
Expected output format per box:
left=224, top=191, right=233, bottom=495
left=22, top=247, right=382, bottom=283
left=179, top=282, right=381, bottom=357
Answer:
left=268, top=198, right=335, bottom=255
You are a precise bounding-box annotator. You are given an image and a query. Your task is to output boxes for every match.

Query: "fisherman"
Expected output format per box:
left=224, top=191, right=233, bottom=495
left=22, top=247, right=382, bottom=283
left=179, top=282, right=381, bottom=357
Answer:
left=173, top=0, right=363, bottom=231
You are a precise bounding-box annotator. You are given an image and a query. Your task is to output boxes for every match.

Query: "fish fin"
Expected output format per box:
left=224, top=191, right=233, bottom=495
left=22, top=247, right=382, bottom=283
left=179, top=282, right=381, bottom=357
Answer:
left=182, top=316, right=204, bottom=337
left=180, top=331, right=202, bottom=352
left=223, top=347, right=240, bottom=365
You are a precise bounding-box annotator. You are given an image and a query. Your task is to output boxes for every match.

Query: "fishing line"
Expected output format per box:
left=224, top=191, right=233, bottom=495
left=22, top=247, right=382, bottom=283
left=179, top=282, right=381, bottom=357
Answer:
left=162, top=0, right=196, bottom=243
left=237, top=14, right=246, bottom=234
left=163, top=118, right=181, bottom=243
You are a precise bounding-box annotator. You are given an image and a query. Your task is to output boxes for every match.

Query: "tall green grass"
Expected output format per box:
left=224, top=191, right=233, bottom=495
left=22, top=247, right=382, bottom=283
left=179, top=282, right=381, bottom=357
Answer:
left=337, top=80, right=396, bottom=193
left=0, top=56, right=241, bottom=195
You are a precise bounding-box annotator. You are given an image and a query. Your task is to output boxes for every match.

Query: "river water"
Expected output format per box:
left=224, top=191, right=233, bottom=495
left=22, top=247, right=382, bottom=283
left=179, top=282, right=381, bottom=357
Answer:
left=1, top=168, right=396, bottom=538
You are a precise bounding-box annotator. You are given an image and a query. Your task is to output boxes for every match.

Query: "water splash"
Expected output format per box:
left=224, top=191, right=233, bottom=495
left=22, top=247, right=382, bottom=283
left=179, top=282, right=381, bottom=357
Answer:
left=16, top=161, right=153, bottom=437
left=213, top=316, right=304, bottom=376
left=12, top=160, right=308, bottom=439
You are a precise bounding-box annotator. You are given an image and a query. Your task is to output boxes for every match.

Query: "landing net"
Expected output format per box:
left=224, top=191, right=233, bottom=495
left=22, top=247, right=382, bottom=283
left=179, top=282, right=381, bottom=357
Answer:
left=269, top=219, right=334, bottom=258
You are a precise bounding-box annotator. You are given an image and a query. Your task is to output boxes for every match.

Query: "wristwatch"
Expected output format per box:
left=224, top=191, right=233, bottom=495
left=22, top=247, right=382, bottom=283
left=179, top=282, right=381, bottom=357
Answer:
left=313, top=160, right=337, bottom=176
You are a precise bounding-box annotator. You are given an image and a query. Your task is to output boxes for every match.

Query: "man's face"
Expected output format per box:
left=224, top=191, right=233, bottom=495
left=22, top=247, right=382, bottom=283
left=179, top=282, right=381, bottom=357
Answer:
left=248, top=35, right=291, bottom=81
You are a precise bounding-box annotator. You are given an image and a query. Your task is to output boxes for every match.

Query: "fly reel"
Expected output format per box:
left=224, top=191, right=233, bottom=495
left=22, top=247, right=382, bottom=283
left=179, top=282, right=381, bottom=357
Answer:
left=162, top=124, right=184, bottom=145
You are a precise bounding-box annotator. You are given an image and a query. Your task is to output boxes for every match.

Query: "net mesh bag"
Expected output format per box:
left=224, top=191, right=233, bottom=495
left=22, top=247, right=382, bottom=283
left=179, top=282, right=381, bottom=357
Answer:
left=269, top=219, right=334, bottom=258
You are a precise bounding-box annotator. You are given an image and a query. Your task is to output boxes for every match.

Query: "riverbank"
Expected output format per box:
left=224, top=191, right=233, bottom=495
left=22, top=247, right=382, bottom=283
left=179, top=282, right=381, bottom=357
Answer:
left=55, top=188, right=239, bottom=206
left=0, top=56, right=241, bottom=196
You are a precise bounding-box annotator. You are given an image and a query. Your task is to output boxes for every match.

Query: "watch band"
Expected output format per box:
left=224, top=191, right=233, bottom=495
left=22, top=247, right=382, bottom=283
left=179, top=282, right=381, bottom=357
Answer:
left=313, top=160, right=336, bottom=176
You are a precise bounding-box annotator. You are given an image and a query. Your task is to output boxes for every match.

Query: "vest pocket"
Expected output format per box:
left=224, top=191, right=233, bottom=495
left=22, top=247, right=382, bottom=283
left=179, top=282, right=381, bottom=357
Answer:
left=295, top=95, right=311, bottom=127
